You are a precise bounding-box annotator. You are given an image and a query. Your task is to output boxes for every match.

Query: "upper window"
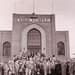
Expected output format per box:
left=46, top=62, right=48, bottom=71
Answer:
left=3, top=41, right=11, bottom=57
left=57, top=41, right=65, bottom=56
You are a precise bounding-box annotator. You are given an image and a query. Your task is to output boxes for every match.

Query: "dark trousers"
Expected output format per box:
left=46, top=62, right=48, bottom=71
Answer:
left=11, top=73, right=15, bottom=75
left=18, top=72, right=23, bottom=75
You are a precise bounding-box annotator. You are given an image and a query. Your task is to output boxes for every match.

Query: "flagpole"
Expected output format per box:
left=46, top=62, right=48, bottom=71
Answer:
left=33, top=0, right=35, bottom=14
left=52, top=0, right=54, bottom=14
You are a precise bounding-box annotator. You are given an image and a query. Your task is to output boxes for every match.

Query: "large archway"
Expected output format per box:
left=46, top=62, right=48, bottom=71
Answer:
left=27, top=28, right=41, bottom=54
left=21, top=24, right=46, bottom=55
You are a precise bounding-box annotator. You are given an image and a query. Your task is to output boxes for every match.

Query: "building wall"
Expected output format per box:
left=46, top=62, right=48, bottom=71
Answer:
left=0, top=14, right=70, bottom=62
left=56, top=31, right=70, bottom=61
left=12, top=14, right=56, bottom=57
left=0, top=31, right=12, bottom=62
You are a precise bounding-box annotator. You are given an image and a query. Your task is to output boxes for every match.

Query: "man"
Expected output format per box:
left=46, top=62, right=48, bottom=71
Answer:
left=8, top=59, right=15, bottom=75
left=55, top=60, right=62, bottom=75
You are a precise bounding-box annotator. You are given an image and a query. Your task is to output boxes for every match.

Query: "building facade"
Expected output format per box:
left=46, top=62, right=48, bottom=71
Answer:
left=0, top=14, right=70, bottom=62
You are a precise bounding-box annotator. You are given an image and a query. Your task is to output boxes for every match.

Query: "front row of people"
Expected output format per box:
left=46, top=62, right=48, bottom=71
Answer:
left=0, top=52, right=62, bottom=75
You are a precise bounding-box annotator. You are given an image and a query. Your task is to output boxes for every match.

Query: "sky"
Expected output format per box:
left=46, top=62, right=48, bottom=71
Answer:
left=0, top=0, right=75, bottom=58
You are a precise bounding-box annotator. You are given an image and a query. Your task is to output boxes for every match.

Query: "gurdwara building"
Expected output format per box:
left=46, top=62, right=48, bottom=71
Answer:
left=0, top=13, right=70, bottom=62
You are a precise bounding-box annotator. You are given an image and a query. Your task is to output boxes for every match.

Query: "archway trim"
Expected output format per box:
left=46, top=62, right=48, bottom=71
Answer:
left=22, top=24, right=46, bottom=55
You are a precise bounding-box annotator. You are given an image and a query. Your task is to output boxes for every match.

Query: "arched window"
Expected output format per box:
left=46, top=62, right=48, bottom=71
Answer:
left=3, top=41, right=11, bottom=57
left=57, top=41, right=65, bottom=55
left=27, top=28, right=41, bottom=54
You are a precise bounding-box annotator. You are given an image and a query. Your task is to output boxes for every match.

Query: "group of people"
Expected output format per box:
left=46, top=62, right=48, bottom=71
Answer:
left=0, top=51, right=75, bottom=75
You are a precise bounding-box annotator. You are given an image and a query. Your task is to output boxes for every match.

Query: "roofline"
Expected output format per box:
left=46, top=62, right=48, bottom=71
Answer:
left=13, top=13, right=55, bottom=16
left=56, top=31, right=69, bottom=32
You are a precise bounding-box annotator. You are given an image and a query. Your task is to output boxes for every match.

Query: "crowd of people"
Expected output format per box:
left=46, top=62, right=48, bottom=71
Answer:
left=0, top=51, right=75, bottom=75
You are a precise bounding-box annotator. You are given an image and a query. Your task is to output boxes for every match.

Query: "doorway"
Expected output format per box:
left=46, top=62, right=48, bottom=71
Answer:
left=27, top=28, right=41, bottom=54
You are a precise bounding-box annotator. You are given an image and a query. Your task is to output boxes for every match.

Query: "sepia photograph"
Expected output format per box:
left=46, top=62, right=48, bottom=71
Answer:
left=0, top=0, right=75, bottom=75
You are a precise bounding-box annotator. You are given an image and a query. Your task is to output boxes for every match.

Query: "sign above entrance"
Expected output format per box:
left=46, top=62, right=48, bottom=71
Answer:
left=16, top=15, right=51, bottom=23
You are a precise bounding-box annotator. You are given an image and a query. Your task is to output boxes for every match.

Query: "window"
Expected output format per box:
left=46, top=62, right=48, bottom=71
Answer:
left=3, top=41, right=11, bottom=57
left=27, top=28, right=41, bottom=54
left=57, top=41, right=65, bottom=56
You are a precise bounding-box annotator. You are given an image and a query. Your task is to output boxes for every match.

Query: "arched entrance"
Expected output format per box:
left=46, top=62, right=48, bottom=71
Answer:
left=27, top=28, right=41, bottom=54
left=22, top=24, right=46, bottom=55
